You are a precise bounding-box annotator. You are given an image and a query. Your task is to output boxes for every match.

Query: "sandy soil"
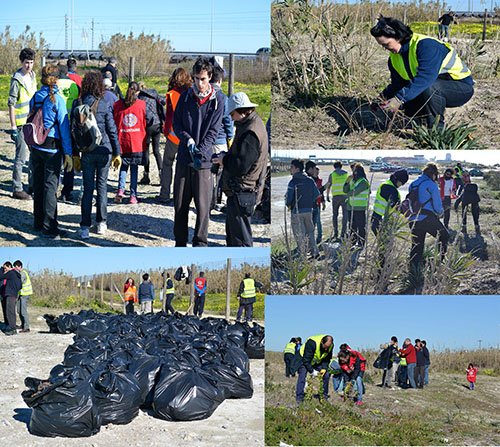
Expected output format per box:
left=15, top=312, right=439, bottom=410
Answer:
left=0, top=111, right=269, bottom=247
left=272, top=79, right=500, bottom=150
left=0, top=306, right=264, bottom=446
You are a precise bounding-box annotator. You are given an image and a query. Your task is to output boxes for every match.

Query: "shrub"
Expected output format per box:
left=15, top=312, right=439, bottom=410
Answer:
left=0, top=26, right=47, bottom=75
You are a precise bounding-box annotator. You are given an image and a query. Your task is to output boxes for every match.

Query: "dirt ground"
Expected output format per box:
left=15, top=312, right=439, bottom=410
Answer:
left=272, top=79, right=500, bottom=150
left=265, top=351, right=500, bottom=445
left=0, top=306, right=264, bottom=446
left=0, top=111, right=269, bottom=247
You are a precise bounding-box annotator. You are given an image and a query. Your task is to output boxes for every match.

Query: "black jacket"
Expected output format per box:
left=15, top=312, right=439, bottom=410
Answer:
left=415, top=347, right=427, bottom=366
left=0, top=269, right=22, bottom=297
left=101, top=63, right=118, bottom=83
left=138, top=88, right=166, bottom=129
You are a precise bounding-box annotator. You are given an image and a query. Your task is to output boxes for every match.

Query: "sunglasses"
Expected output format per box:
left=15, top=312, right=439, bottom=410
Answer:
left=375, top=21, right=397, bottom=36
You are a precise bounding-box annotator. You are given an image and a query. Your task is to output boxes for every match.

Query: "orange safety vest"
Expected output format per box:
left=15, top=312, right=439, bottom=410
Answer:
left=123, top=285, right=137, bottom=302
left=164, top=89, right=182, bottom=145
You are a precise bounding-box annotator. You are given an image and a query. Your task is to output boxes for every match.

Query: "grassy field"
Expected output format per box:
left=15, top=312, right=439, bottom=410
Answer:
left=31, top=292, right=265, bottom=320
left=411, top=21, right=500, bottom=39
left=265, top=351, right=500, bottom=446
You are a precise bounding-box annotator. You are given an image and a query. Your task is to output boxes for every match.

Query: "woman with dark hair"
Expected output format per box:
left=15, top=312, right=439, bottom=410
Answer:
left=123, top=277, right=137, bottom=315
left=370, top=16, right=474, bottom=128
left=72, top=70, right=121, bottom=240
left=113, top=82, right=148, bottom=204
left=156, top=68, right=193, bottom=203
left=343, top=163, right=370, bottom=247
left=29, top=64, right=73, bottom=238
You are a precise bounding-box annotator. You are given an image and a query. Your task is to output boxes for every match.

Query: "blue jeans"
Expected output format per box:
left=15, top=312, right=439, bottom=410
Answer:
left=407, top=363, right=417, bottom=388
left=313, top=206, right=323, bottom=243
left=81, top=153, right=111, bottom=227
left=439, top=24, right=449, bottom=38
left=469, top=381, right=474, bottom=390
left=118, top=164, right=138, bottom=197
left=425, top=364, right=429, bottom=385
left=296, top=365, right=330, bottom=402
left=332, top=375, right=342, bottom=392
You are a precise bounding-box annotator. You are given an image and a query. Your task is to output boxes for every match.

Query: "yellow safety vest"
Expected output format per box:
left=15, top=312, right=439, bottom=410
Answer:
left=166, top=280, right=175, bottom=294
left=57, top=77, right=80, bottom=116
left=390, top=33, right=471, bottom=82
left=330, top=171, right=348, bottom=196
left=373, top=179, right=400, bottom=218
left=400, top=357, right=407, bottom=366
left=284, top=342, right=296, bottom=355
left=20, top=271, right=33, bottom=296
left=299, top=334, right=333, bottom=365
left=13, top=74, right=37, bottom=127
left=241, top=278, right=256, bottom=299
left=349, top=177, right=370, bottom=209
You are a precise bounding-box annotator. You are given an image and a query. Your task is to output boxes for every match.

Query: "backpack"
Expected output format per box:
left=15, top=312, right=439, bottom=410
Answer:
left=23, top=96, right=56, bottom=146
left=140, top=90, right=165, bottom=127
left=400, top=181, right=432, bottom=218
left=71, top=98, right=102, bottom=153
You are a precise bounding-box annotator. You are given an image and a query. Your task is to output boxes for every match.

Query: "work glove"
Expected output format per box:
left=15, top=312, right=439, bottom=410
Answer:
left=10, top=128, right=19, bottom=142
left=320, top=369, right=327, bottom=377
left=227, top=137, right=234, bottom=149
left=380, top=96, right=402, bottom=113
left=111, top=155, right=122, bottom=171
left=310, top=370, right=319, bottom=378
left=327, top=196, right=331, bottom=202
left=63, top=154, right=73, bottom=173
left=72, top=156, right=81, bottom=173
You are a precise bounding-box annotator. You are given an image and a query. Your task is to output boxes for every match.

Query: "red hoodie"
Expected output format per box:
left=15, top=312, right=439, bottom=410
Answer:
left=400, top=343, right=416, bottom=364
left=467, top=366, right=477, bottom=383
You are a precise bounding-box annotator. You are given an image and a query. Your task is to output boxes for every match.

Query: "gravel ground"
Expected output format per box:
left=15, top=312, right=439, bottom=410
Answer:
left=0, top=111, right=270, bottom=247
left=0, top=306, right=264, bottom=446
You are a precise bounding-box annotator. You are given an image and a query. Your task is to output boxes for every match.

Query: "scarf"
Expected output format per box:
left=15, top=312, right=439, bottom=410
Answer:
left=190, top=83, right=213, bottom=106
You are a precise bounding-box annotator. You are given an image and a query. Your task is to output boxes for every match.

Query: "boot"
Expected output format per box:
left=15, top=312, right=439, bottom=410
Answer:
left=139, top=173, right=150, bottom=185
left=475, top=225, right=481, bottom=236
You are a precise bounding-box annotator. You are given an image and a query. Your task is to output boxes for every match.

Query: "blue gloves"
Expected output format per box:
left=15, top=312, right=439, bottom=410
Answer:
left=188, top=140, right=202, bottom=171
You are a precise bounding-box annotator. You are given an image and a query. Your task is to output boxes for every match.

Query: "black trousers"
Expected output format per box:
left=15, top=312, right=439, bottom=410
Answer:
left=226, top=195, right=253, bottom=247
left=403, top=78, right=474, bottom=128
left=194, top=293, right=205, bottom=317
left=462, top=203, right=480, bottom=227
left=442, top=196, right=452, bottom=228
left=32, top=148, right=63, bottom=234
left=284, top=353, right=295, bottom=377
left=165, top=293, right=175, bottom=314
left=410, top=214, right=449, bottom=269
left=143, top=124, right=162, bottom=175
left=351, top=210, right=366, bottom=247
left=5, top=296, right=17, bottom=331
left=173, top=163, right=212, bottom=247
left=125, top=301, right=134, bottom=315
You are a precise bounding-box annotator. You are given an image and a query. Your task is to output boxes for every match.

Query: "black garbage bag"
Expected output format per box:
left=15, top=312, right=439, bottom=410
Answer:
left=76, top=319, right=107, bottom=339
left=373, top=346, right=392, bottom=370
left=128, top=351, right=162, bottom=408
left=43, top=314, right=60, bottom=333
left=22, top=375, right=101, bottom=437
left=90, top=363, right=143, bottom=426
left=152, top=365, right=225, bottom=421
left=221, top=344, right=250, bottom=372
left=245, top=324, right=265, bottom=359
left=57, top=313, right=84, bottom=334
left=204, top=361, right=253, bottom=399
left=49, top=364, right=91, bottom=381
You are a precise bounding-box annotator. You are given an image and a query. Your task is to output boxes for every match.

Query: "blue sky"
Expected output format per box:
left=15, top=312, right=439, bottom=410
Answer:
left=0, top=0, right=270, bottom=53
left=266, top=295, right=500, bottom=352
left=0, top=247, right=269, bottom=276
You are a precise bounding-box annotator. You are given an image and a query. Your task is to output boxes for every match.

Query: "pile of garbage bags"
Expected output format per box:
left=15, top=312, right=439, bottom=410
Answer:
left=22, top=311, right=264, bottom=437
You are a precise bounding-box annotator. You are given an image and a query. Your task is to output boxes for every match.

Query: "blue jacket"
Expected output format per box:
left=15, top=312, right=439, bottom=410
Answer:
left=103, top=90, right=118, bottom=107
left=383, top=38, right=474, bottom=103
left=211, top=83, right=234, bottom=144
left=286, top=172, right=320, bottom=214
left=71, top=93, right=121, bottom=156
left=138, top=281, right=155, bottom=302
left=29, top=85, right=72, bottom=156
left=408, top=174, right=443, bottom=222
left=173, top=86, right=225, bottom=168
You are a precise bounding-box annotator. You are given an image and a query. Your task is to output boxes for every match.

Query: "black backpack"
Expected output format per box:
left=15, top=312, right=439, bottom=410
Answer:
left=400, top=181, right=432, bottom=218
left=140, top=90, right=165, bottom=127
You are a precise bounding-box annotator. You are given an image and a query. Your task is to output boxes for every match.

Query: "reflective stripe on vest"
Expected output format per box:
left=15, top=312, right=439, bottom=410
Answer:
left=20, top=271, right=32, bottom=295
left=390, top=33, right=471, bottom=82
left=284, top=342, right=296, bottom=354
left=14, top=78, right=37, bottom=126
left=166, top=281, right=175, bottom=294
left=299, top=334, right=333, bottom=365
left=349, top=178, right=369, bottom=208
left=330, top=171, right=348, bottom=196
left=373, top=179, right=400, bottom=217
left=241, top=278, right=256, bottom=298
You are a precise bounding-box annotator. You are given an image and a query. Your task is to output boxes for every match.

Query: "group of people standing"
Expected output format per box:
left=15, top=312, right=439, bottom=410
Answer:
left=0, top=260, right=32, bottom=335
left=8, top=49, right=269, bottom=246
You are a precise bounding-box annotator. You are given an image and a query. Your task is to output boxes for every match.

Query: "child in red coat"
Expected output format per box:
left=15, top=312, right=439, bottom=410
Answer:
left=466, top=363, right=477, bottom=390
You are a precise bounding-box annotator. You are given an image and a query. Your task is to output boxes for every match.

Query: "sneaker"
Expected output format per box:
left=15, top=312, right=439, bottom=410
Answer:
left=20, top=328, right=30, bottom=333
left=42, top=229, right=68, bottom=239
left=5, top=330, right=17, bottom=336
left=96, top=222, right=107, bottom=235
left=356, top=401, right=363, bottom=407
left=129, top=196, right=138, bottom=204
left=114, top=189, right=124, bottom=203
left=13, top=190, right=31, bottom=200
left=79, top=226, right=90, bottom=239
left=139, top=174, right=150, bottom=185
